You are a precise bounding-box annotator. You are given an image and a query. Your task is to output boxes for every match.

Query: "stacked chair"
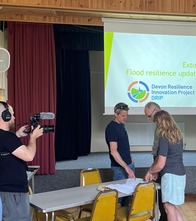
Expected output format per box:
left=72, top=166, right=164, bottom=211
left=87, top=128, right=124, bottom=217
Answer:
left=78, top=168, right=102, bottom=218
left=116, top=181, right=156, bottom=221
left=55, top=188, right=118, bottom=221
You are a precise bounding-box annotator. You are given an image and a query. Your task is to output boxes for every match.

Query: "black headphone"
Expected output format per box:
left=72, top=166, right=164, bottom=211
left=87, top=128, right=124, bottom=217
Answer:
left=0, top=101, right=11, bottom=122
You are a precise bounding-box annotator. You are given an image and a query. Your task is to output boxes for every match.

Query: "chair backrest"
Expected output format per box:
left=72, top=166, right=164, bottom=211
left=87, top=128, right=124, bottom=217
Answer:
left=90, top=189, right=118, bottom=221
left=128, top=181, right=156, bottom=219
left=28, top=186, right=33, bottom=195
left=80, top=168, right=102, bottom=186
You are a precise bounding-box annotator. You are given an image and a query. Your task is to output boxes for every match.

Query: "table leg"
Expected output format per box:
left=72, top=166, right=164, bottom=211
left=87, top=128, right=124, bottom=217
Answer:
left=52, top=211, right=55, bottom=221
left=155, top=189, right=160, bottom=221
left=45, top=212, right=48, bottom=221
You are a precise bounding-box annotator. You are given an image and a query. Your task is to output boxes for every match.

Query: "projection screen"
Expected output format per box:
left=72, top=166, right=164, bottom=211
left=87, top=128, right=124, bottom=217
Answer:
left=103, top=18, right=196, bottom=115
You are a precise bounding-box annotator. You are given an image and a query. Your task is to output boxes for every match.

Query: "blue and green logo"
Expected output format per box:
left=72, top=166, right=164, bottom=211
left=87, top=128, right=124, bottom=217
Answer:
left=127, top=81, right=149, bottom=103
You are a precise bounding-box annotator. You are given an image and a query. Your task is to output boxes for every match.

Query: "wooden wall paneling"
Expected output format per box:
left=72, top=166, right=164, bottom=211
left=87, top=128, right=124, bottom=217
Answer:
left=1, top=1, right=196, bottom=25
left=0, top=0, right=196, bottom=13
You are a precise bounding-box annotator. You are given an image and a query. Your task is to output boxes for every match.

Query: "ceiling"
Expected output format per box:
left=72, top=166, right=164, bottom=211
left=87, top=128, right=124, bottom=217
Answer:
left=1, top=2, right=196, bottom=26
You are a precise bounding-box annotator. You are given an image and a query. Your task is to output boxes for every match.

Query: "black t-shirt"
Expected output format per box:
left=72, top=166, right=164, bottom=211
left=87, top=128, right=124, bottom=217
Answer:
left=0, top=129, right=28, bottom=192
left=105, top=120, right=132, bottom=167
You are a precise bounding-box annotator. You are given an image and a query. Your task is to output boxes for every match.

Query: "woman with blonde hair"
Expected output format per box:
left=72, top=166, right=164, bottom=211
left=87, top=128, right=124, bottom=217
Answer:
left=145, top=110, right=186, bottom=221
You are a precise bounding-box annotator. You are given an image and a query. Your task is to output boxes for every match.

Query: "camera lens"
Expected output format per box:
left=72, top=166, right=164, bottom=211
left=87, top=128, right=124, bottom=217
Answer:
left=42, top=125, right=55, bottom=133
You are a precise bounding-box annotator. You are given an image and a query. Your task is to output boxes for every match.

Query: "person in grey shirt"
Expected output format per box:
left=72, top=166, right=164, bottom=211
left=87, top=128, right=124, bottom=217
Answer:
left=144, top=110, right=186, bottom=221
left=144, top=101, right=161, bottom=156
left=144, top=102, right=167, bottom=221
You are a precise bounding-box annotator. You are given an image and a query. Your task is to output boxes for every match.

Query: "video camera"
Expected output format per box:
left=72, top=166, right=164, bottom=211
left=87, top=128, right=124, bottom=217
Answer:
left=24, top=112, right=55, bottom=134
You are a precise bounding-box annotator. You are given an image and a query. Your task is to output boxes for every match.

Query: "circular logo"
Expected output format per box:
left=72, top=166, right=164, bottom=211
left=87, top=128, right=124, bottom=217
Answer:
left=127, top=81, right=149, bottom=103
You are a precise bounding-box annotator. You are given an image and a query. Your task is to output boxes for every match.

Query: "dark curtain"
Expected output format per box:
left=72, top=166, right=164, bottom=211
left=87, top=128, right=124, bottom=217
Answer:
left=54, top=25, right=103, bottom=161
left=0, top=21, right=7, bottom=31
left=7, top=22, right=56, bottom=174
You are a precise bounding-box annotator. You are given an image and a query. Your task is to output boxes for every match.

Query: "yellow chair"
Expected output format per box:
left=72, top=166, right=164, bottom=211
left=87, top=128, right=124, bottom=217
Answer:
left=55, top=188, right=118, bottom=221
left=80, top=168, right=102, bottom=186
left=78, top=168, right=102, bottom=218
left=116, top=181, right=156, bottom=221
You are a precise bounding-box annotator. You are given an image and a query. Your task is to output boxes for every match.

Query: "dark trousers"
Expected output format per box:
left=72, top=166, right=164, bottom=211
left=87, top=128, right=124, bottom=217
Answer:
left=112, top=163, right=135, bottom=207
left=154, top=156, right=168, bottom=221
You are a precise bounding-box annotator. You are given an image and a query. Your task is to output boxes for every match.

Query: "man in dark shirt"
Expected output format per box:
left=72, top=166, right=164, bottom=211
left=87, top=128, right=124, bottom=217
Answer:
left=0, top=101, right=43, bottom=221
left=105, top=102, right=135, bottom=205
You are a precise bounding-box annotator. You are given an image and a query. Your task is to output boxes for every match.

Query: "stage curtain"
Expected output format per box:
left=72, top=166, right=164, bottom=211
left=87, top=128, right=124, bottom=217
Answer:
left=54, top=25, right=103, bottom=161
left=7, top=22, right=56, bottom=174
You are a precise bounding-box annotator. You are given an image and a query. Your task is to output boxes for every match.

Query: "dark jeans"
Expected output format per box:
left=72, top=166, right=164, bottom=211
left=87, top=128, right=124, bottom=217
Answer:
left=112, top=163, right=135, bottom=206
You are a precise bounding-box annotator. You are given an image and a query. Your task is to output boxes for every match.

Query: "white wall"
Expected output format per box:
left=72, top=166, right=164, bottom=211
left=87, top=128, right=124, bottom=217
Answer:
left=89, top=51, right=196, bottom=152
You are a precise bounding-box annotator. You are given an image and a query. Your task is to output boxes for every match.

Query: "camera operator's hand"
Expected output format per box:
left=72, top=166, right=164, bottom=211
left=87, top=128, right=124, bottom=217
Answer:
left=16, top=125, right=29, bottom=138
left=30, top=125, right=44, bottom=139
left=13, top=125, right=44, bottom=162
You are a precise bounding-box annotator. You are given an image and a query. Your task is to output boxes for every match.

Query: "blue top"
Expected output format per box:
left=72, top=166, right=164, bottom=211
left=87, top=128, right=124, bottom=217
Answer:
left=158, top=136, right=185, bottom=176
left=0, top=129, right=28, bottom=193
left=105, top=120, right=132, bottom=167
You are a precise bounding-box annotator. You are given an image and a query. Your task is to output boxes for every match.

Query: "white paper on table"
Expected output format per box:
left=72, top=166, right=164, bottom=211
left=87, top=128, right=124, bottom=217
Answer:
left=106, top=178, right=143, bottom=194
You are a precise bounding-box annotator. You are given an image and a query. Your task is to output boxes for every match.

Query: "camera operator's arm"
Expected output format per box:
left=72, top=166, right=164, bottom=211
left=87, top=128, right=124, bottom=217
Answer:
left=12, top=126, right=43, bottom=162
left=16, top=125, right=29, bottom=138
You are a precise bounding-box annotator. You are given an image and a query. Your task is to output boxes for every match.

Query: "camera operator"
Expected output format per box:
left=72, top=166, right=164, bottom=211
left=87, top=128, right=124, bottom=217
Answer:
left=0, top=101, right=43, bottom=221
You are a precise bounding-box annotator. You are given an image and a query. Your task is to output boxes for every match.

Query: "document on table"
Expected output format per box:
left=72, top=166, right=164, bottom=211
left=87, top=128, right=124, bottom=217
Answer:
left=106, top=178, right=143, bottom=194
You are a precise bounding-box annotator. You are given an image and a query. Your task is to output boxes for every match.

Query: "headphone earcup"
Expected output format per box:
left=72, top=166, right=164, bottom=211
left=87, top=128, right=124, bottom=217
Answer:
left=1, top=109, right=11, bottom=122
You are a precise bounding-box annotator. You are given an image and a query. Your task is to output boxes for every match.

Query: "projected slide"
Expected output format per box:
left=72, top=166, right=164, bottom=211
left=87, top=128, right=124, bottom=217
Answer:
left=104, top=31, right=196, bottom=115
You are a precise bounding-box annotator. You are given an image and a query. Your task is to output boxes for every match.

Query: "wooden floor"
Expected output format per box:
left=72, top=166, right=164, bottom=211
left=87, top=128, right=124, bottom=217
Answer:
left=178, top=194, right=196, bottom=221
